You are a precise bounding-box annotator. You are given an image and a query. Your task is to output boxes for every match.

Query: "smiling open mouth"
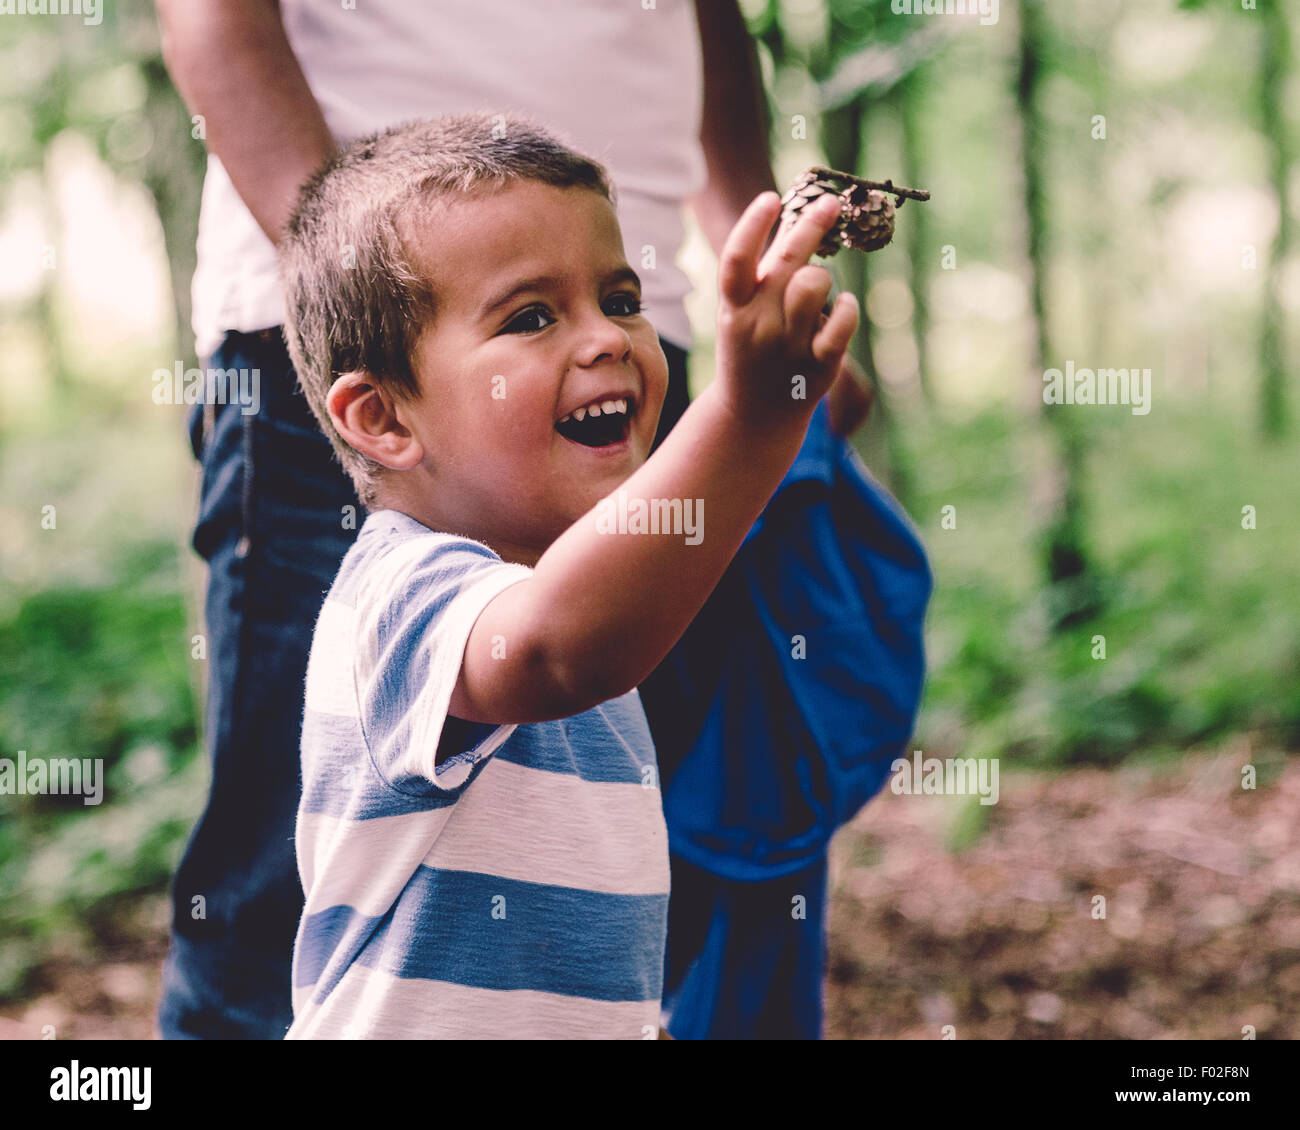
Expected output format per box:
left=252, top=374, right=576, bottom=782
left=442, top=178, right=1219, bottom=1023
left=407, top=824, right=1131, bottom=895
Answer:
left=555, top=398, right=633, bottom=448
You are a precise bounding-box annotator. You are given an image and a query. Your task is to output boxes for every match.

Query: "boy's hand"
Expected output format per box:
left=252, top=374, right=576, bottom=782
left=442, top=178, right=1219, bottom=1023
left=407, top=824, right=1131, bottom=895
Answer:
left=715, top=191, right=860, bottom=430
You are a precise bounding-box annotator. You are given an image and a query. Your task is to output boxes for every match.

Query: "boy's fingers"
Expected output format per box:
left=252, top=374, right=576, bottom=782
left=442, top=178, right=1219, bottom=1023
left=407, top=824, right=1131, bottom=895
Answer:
left=783, top=265, right=833, bottom=355
left=811, top=292, right=860, bottom=369
left=718, top=192, right=783, bottom=308
left=757, top=195, right=840, bottom=292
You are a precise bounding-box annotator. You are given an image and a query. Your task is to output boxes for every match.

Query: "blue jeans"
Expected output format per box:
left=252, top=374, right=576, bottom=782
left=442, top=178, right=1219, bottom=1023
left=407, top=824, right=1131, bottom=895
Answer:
left=159, top=327, right=825, bottom=1039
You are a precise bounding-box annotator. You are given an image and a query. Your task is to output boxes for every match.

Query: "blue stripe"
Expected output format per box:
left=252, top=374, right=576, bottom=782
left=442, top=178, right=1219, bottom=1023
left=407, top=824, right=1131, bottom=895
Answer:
left=301, top=709, right=468, bottom=817
left=301, top=867, right=667, bottom=1003
left=493, top=695, right=656, bottom=785
left=294, top=903, right=386, bottom=996
left=302, top=699, right=654, bottom=818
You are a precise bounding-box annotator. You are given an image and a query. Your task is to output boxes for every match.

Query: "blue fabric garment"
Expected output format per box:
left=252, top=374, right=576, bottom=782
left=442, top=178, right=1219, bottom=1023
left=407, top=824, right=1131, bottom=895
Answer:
left=290, top=515, right=668, bottom=1038
left=645, top=399, right=932, bottom=881
left=641, top=400, right=932, bottom=1038
left=658, top=851, right=831, bottom=1040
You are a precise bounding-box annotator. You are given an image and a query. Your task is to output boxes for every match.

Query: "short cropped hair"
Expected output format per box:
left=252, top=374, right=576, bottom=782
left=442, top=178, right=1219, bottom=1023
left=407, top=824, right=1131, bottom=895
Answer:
left=279, top=111, right=615, bottom=508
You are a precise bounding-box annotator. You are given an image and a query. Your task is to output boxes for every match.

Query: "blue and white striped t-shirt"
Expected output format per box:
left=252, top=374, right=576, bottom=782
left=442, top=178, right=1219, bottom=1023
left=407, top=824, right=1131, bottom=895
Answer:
left=287, top=510, right=670, bottom=1039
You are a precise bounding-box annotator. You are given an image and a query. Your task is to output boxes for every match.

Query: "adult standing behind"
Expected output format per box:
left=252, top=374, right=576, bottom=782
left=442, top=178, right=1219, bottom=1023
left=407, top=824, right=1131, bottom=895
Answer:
left=155, top=0, right=873, bottom=1040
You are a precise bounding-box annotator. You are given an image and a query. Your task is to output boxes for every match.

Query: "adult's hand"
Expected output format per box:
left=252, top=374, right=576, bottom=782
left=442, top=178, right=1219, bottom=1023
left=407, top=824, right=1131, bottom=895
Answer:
left=827, top=351, right=874, bottom=438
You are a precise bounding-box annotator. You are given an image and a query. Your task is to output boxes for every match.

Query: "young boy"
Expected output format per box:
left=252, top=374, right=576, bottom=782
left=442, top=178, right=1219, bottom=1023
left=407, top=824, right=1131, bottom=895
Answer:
left=277, top=111, right=857, bottom=1039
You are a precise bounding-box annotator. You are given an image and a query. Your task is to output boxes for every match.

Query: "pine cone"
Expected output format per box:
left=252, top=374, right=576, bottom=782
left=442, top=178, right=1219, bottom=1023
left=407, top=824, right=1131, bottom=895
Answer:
left=779, top=170, right=846, bottom=257
left=779, top=167, right=914, bottom=255
left=840, top=185, right=895, bottom=252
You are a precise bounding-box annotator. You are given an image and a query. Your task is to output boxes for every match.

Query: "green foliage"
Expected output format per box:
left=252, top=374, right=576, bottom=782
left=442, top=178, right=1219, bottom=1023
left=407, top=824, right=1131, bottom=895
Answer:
left=0, top=753, right=204, bottom=998
left=897, top=398, right=1300, bottom=766
left=0, top=541, right=200, bottom=999
left=746, top=0, right=953, bottom=104
left=0, top=549, right=196, bottom=772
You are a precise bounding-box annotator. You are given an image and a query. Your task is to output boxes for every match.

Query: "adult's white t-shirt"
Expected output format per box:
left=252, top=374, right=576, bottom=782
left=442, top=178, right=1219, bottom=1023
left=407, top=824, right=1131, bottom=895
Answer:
left=191, top=0, right=708, bottom=360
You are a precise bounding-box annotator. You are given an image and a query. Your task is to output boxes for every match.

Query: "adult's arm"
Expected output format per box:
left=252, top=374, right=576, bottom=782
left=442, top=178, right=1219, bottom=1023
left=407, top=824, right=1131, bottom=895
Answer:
left=690, top=0, right=778, bottom=258
left=691, top=0, right=871, bottom=436
left=155, top=0, right=336, bottom=245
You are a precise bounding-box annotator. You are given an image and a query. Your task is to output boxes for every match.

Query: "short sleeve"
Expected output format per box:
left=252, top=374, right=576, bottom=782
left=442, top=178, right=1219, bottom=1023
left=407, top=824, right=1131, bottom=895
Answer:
left=354, top=533, right=532, bottom=794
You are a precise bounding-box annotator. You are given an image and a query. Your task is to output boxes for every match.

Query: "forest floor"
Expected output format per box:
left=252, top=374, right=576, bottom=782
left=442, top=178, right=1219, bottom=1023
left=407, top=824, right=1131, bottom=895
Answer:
left=2, top=744, right=1296, bottom=1041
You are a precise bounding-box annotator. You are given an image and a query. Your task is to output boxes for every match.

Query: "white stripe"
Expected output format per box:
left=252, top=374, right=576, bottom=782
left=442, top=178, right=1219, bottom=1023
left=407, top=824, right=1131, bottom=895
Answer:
left=304, top=599, right=360, bottom=718
left=298, top=755, right=669, bottom=910
left=424, top=757, right=670, bottom=895
left=298, top=808, right=455, bottom=917
left=287, top=962, right=657, bottom=1040
left=352, top=532, right=488, bottom=634
left=355, top=532, right=446, bottom=608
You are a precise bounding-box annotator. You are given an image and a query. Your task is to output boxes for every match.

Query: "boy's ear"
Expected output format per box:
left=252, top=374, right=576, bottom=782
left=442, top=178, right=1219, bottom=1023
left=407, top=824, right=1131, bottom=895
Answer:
left=327, top=372, right=423, bottom=470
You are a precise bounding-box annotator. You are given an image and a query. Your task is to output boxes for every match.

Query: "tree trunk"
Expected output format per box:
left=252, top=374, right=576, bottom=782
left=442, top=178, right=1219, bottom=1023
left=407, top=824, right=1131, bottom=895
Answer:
left=1259, top=0, right=1291, bottom=438
left=1016, top=0, right=1099, bottom=628
left=139, top=56, right=206, bottom=371
left=897, top=68, right=934, bottom=408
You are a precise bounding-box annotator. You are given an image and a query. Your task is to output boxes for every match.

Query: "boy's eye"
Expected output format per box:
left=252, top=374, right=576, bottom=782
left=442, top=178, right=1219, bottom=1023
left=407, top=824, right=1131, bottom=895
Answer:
left=502, top=306, right=556, bottom=334
left=499, top=293, right=641, bottom=334
left=604, top=292, right=643, bottom=317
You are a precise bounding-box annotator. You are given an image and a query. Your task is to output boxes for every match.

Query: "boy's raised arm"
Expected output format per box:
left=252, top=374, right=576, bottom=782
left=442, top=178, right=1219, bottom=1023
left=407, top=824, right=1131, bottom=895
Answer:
left=451, top=192, right=859, bottom=724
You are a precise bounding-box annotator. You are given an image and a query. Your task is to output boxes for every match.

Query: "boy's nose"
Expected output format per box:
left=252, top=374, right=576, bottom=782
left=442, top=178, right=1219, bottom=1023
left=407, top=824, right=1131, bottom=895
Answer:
left=575, top=312, right=633, bottom=368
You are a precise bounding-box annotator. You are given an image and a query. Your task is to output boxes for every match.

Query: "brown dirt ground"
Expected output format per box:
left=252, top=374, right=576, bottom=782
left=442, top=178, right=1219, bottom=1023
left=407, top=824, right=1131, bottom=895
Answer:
left=826, top=741, right=1300, bottom=1039
left=2, top=745, right=1297, bottom=1040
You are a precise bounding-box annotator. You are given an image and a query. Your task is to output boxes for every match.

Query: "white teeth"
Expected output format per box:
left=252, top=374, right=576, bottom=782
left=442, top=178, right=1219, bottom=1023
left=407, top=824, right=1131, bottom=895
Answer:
left=558, top=398, right=632, bottom=426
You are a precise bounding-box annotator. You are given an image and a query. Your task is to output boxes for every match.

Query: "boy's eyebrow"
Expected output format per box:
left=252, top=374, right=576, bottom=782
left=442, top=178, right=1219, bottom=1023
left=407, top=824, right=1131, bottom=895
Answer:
left=477, top=267, right=643, bottom=321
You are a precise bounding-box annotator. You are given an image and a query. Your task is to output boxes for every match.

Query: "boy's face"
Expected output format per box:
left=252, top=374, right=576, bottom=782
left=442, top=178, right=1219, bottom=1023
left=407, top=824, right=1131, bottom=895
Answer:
left=393, top=181, right=668, bottom=563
